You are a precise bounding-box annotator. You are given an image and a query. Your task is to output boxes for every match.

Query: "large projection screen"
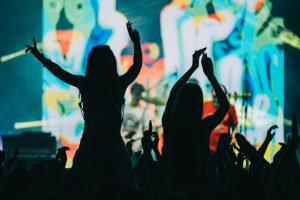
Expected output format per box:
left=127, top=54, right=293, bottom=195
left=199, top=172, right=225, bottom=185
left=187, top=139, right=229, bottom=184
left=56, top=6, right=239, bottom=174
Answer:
left=42, top=0, right=284, bottom=166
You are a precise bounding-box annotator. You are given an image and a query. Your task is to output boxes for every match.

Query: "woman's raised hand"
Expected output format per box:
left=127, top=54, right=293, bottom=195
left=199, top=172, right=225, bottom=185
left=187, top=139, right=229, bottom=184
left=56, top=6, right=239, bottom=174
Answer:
left=201, top=52, right=214, bottom=78
left=25, top=37, right=40, bottom=57
left=126, top=21, right=140, bottom=44
left=192, top=47, right=207, bottom=69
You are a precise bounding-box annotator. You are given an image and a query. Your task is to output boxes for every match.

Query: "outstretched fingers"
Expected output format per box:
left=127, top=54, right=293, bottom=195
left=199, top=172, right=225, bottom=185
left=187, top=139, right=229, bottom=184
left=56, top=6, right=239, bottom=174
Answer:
left=149, top=120, right=152, bottom=133
left=25, top=45, right=33, bottom=53
left=267, top=125, right=278, bottom=136
left=126, top=21, right=133, bottom=34
left=25, top=37, right=38, bottom=53
left=193, top=47, right=207, bottom=57
left=197, top=47, right=207, bottom=55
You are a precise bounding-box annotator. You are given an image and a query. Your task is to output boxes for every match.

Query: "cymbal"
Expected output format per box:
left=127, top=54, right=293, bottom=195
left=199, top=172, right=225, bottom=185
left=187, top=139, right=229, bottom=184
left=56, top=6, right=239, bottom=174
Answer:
left=227, top=92, right=251, bottom=98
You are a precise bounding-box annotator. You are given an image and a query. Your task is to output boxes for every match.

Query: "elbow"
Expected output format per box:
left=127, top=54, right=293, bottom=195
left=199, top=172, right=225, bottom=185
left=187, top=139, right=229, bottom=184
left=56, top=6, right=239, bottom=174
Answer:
left=136, top=60, right=142, bottom=68
left=133, top=56, right=142, bottom=68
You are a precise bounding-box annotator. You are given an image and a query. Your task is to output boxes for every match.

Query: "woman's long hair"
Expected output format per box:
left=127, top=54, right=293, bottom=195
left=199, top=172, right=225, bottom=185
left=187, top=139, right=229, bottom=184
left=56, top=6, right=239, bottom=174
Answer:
left=85, top=45, right=119, bottom=83
left=170, top=83, right=205, bottom=176
left=168, top=83, right=204, bottom=154
left=174, top=83, right=203, bottom=125
left=79, top=45, right=119, bottom=119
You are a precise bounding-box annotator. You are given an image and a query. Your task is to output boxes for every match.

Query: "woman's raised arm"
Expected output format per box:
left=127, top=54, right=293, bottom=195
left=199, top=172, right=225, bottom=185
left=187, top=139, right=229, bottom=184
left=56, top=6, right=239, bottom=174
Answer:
left=26, top=37, right=83, bottom=88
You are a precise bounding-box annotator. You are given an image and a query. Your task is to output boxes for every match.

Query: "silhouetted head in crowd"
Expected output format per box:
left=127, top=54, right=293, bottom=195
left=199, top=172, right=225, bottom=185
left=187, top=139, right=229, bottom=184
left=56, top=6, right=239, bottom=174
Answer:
left=5, top=167, right=32, bottom=198
left=30, top=162, right=49, bottom=192
left=85, top=45, right=118, bottom=83
left=130, top=83, right=144, bottom=106
left=215, top=133, right=231, bottom=153
left=175, top=83, right=203, bottom=123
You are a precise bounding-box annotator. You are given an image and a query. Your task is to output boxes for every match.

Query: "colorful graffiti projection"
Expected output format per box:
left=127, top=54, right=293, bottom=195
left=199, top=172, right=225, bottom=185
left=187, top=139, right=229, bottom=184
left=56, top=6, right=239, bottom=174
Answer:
left=42, top=0, right=284, bottom=166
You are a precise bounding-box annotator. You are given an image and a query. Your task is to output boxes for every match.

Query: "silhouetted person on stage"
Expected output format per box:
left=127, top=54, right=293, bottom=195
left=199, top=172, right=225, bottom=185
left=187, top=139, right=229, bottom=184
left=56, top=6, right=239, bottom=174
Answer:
left=162, top=49, right=230, bottom=188
left=26, top=22, right=142, bottom=188
left=121, top=83, right=152, bottom=153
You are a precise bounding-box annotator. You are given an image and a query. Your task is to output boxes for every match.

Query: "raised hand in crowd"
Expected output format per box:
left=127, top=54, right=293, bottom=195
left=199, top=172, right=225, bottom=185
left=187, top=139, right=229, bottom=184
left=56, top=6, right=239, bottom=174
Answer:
left=26, top=37, right=84, bottom=88
left=267, top=125, right=279, bottom=141
left=235, top=133, right=259, bottom=163
left=120, top=21, right=143, bottom=88
left=269, top=115, right=300, bottom=199
left=201, top=52, right=214, bottom=78
left=56, top=146, right=70, bottom=170
left=141, top=121, right=161, bottom=165
left=127, top=21, right=140, bottom=45
left=257, top=125, right=278, bottom=158
left=25, top=37, right=41, bottom=58
left=192, top=48, right=206, bottom=69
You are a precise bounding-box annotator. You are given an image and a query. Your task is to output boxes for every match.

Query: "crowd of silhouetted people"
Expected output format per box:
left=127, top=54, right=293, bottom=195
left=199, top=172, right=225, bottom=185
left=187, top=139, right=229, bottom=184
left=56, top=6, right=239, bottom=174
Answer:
left=0, top=22, right=299, bottom=200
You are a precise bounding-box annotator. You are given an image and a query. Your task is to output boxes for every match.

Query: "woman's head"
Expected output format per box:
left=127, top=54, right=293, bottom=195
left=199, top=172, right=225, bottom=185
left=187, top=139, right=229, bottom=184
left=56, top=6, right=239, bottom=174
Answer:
left=175, top=83, right=203, bottom=122
left=85, top=45, right=118, bottom=81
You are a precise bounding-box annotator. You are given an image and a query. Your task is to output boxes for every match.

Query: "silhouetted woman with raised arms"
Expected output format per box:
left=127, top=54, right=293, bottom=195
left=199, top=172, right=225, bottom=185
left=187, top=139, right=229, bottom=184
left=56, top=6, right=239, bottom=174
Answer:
left=162, top=49, right=230, bottom=188
left=26, top=22, right=142, bottom=188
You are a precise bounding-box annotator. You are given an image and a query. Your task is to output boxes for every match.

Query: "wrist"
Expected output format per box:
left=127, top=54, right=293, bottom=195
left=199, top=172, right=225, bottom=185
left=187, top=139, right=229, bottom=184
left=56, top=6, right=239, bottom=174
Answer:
left=265, top=137, right=272, bottom=142
left=34, top=51, right=43, bottom=59
left=191, top=64, right=198, bottom=69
